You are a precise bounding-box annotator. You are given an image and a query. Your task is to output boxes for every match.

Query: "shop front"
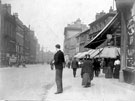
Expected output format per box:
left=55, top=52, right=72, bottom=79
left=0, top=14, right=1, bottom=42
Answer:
left=116, top=0, right=135, bottom=84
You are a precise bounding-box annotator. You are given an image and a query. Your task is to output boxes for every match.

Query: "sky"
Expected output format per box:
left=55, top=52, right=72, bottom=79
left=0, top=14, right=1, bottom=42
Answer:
left=2, top=0, right=116, bottom=52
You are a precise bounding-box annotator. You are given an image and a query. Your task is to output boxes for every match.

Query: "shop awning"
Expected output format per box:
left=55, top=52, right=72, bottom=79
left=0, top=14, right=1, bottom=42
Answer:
left=85, top=13, right=120, bottom=49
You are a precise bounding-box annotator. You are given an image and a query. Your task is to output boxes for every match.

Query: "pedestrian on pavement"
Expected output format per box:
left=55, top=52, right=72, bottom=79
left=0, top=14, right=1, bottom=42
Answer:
left=71, top=57, right=79, bottom=77
left=50, top=59, right=54, bottom=70
left=67, top=60, right=71, bottom=69
left=81, top=54, right=93, bottom=87
left=93, top=59, right=100, bottom=77
left=105, top=58, right=114, bottom=78
left=53, top=44, right=65, bottom=94
left=113, top=56, right=120, bottom=79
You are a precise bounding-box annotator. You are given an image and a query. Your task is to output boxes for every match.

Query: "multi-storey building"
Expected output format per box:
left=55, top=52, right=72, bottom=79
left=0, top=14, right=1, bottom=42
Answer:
left=0, top=1, right=2, bottom=66
left=29, top=30, right=37, bottom=64
left=116, top=0, right=135, bottom=84
left=64, top=18, right=88, bottom=59
left=23, top=25, right=30, bottom=63
left=0, top=3, right=16, bottom=66
left=14, top=13, right=25, bottom=63
left=0, top=1, right=39, bottom=66
left=85, top=7, right=121, bottom=49
left=76, top=29, right=90, bottom=53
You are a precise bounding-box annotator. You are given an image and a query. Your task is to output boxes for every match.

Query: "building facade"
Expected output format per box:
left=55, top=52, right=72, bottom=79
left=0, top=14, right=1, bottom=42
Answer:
left=29, top=30, right=37, bottom=64
left=14, top=13, right=25, bottom=63
left=116, top=0, right=135, bottom=84
left=0, top=1, right=2, bottom=66
left=76, top=29, right=90, bottom=53
left=23, top=25, right=30, bottom=63
left=85, top=7, right=121, bottom=49
left=89, top=11, right=117, bottom=46
left=0, top=3, right=16, bottom=66
left=0, top=1, right=39, bottom=66
left=64, top=19, right=88, bottom=59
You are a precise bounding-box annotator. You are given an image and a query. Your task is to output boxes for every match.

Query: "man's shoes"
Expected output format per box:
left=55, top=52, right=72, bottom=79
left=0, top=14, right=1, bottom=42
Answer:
left=54, top=91, right=63, bottom=94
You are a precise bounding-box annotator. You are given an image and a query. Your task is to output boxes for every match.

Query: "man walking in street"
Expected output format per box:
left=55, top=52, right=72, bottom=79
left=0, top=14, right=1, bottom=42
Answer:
left=53, top=44, right=65, bottom=94
left=71, top=57, right=78, bottom=77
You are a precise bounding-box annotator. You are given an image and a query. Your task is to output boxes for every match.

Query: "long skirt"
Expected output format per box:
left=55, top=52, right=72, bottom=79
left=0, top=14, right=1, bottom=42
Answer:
left=105, top=66, right=113, bottom=78
left=82, top=73, right=91, bottom=86
left=113, top=65, right=120, bottom=79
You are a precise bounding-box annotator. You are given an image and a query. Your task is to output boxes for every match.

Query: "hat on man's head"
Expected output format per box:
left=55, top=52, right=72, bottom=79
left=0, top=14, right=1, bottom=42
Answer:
left=55, top=44, right=61, bottom=49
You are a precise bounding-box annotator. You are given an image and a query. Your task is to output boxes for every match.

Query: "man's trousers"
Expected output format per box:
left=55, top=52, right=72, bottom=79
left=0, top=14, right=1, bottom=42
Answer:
left=55, top=69, right=63, bottom=92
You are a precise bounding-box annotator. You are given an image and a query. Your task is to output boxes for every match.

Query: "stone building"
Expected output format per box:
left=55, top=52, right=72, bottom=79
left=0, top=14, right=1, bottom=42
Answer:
left=64, top=18, right=88, bottom=59
left=85, top=7, right=121, bottom=49
left=29, top=30, right=37, bottom=64
left=14, top=13, right=25, bottom=63
left=0, top=2, right=16, bottom=66
left=76, top=29, right=90, bottom=53
left=23, top=25, right=30, bottom=63
left=0, top=1, right=39, bottom=66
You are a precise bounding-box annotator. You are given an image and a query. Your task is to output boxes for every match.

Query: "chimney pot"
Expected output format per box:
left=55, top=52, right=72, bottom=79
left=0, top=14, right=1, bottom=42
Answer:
left=14, top=13, right=18, bottom=18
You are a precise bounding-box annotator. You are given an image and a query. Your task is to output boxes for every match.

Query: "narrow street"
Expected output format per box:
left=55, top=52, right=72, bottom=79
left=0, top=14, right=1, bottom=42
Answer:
left=0, top=64, right=55, bottom=100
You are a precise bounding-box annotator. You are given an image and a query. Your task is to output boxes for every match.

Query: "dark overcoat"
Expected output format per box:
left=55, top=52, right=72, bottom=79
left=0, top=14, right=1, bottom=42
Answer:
left=71, top=60, right=78, bottom=69
left=54, top=50, right=65, bottom=69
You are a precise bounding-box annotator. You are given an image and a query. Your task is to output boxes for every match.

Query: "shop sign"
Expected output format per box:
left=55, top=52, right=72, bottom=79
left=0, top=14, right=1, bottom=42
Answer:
left=127, top=17, right=135, bottom=67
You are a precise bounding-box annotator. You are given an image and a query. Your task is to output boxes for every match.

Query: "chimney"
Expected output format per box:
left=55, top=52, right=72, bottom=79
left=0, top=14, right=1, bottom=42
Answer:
left=109, top=6, right=114, bottom=13
left=14, top=13, right=18, bottom=18
left=29, top=25, right=31, bottom=29
left=0, top=0, right=1, bottom=4
left=7, top=4, right=11, bottom=14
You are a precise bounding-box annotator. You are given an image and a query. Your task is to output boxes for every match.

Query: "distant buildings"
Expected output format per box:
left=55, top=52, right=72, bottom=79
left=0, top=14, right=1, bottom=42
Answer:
left=64, top=18, right=88, bottom=59
left=0, top=3, right=16, bottom=66
left=0, top=1, right=42, bottom=66
left=64, top=7, right=121, bottom=59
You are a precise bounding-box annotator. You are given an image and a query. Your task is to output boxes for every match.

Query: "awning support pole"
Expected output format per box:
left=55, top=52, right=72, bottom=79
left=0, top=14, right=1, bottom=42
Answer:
left=119, top=12, right=127, bottom=82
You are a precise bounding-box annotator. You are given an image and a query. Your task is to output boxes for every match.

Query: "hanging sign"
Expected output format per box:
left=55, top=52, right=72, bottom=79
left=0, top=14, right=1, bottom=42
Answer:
left=127, top=17, right=135, bottom=67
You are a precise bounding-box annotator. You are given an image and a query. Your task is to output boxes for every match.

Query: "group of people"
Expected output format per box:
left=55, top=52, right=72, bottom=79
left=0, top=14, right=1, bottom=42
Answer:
left=103, top=57, right=120, bottom=79
left=52, top=44, right=120, bottom=94
left=7, top=55, right=26, bottom=67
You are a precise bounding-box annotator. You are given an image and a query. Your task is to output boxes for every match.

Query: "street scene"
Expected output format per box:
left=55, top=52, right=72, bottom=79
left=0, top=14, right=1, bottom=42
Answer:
left=0, top=0, right=135, bottom=101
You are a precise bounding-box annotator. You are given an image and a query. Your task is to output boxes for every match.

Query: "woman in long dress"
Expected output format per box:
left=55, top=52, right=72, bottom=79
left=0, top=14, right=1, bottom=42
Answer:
left=113, top=57, right=120, bottom=78
left=81, top=54, right=93, bottom=87
left=105, top=58, right=114, bottom=78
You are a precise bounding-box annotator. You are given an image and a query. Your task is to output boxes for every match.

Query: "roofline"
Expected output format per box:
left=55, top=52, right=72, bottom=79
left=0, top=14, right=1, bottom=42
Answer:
left=76, top=29, right=90, bottom=37
left=89, top=12, right=116, bottom=26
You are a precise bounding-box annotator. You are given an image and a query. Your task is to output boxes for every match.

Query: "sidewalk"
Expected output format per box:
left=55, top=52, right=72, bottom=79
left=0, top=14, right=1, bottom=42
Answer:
left=45, top=68, right=135, bottom=101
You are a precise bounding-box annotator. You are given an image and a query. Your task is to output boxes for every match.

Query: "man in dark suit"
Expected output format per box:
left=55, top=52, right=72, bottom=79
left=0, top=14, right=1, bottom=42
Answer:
left=53, top=44, right=65, bottom=94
